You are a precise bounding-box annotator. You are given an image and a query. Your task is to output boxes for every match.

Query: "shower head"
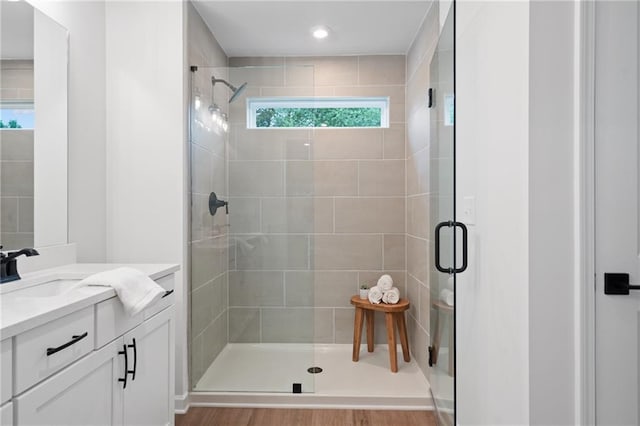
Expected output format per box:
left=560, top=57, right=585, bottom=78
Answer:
left=229, top=82, right=247, bottom=103
left=212, top=76, right=248, bottom=103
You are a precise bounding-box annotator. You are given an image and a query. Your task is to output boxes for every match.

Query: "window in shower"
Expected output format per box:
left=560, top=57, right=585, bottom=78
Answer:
left=247, top=97, right=389, bottom=129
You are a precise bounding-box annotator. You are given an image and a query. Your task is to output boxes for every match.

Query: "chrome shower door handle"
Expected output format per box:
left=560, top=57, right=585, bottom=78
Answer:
left=435, top=221, right=468, bottom=274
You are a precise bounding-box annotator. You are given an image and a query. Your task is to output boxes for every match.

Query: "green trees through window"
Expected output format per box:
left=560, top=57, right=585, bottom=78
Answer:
left=256, top=107, right=382, bottom=128
left=0, top=120, right=22, bottom=129
left=248, top=97, right=388, bottom=129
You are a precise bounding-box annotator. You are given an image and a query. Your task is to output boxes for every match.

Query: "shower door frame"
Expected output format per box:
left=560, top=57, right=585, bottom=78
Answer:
left=429, top=2, right=460, bottom=424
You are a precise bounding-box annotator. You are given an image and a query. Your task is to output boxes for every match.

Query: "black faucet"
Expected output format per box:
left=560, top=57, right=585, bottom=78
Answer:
left=0, top=246, right=40, bottom=284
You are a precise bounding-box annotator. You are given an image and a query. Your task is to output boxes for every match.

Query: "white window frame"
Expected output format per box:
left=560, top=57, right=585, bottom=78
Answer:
left=246, top=96, right=390, bottom=129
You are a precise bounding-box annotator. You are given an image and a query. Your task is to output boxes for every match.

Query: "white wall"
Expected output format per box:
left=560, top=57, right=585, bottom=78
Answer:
left=456, top=1, right=530, bottom=424
left=28, top=0, right=189, bottom=404
left=528, top=2, right=577, bottom=424
left=457, top=1, right=582, bottom=424
left=26, top=0, right=107, bottom=262
left=104, top=0, right=187, bottom=402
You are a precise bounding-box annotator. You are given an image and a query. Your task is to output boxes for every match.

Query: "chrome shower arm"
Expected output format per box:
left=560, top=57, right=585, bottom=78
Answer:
left=212, top=77, right=237, bottom=92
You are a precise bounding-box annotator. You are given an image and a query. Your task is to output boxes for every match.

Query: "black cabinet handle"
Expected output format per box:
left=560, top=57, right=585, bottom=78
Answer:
left=162, top=289, right=174, bottom=298
left=46, top=332, right=88, bottom=356
left=604, top=273, right=640, bottom=295
left=118, top=344, right=128, bottom=389
left=127, top=338, right=137, bottom=381
left=435, top=221, right=468, bottom=274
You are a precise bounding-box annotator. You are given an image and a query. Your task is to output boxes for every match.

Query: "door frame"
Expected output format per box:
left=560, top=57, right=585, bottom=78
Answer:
left=580, top=2, right=640, bottom=423
left=575, top=1, right=596, bottom=424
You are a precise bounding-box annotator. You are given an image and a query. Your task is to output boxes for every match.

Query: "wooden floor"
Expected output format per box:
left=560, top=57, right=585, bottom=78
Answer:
left=175, top=408, right=437, bottom=426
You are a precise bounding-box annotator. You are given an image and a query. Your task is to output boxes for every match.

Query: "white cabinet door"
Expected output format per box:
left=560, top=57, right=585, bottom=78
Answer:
left=1, top=339, right=12, bottom=405
left=14, top=339, right=124, bottom=426
left=122, top=307, right=174, bottom=426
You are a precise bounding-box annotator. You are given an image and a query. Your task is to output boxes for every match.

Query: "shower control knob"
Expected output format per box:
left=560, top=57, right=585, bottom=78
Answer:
left=208, top=192, right=228, bottom=216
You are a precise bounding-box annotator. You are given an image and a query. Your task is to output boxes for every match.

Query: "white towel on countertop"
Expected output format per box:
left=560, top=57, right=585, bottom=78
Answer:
left=382, top=287, right=400, bottom=304
left=368, top=286, right=383, bottom=304
left=377, top=274, right=394, bottom=292
left=77, top=267, right=165, bottom=317
left=440, top=289, right=454, bottom=306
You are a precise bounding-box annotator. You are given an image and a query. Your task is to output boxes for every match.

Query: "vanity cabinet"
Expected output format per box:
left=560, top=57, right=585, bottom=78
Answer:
left=2, top=270, right=176, bottom=426
left=14, top=307, right=174, bottom=426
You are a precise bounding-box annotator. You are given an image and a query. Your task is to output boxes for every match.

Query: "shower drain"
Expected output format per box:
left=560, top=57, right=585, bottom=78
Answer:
left=307, top=366, right=323, bottom=374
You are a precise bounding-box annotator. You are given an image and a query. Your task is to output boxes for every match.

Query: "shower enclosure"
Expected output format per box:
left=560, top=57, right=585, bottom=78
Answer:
left=187, top=13, right=458, bottom=416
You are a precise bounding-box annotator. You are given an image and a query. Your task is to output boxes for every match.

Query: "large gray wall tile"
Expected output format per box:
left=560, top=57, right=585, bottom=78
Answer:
left=228, top=308, right=260, bottom=343
left=236, top=235, right=309, bottom=270
left=1, top=197, right=18, bottom=232
left=0, top=162, right=33, bottom=196
left=229, top=270, right=284, bottom=306
left=261, top=197, right=333, bottom=233
left=313, top=234, right=383, bottom=270
left=229, top=161, right=284, bottom=196
left=358, top=160, right=406, bottom=196
left=334, top=198, right=405, bottom=233
left=0, top=130, right=33, bottom=161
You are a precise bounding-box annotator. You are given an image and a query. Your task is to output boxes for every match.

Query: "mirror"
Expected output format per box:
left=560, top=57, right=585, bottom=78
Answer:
left=0, top=0, right=68, bottom=250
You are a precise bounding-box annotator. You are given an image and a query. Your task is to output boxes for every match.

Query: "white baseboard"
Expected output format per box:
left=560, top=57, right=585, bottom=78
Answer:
left=188, top=392, right=432, bottom=411
left=174, top=392, right=190, bottom=414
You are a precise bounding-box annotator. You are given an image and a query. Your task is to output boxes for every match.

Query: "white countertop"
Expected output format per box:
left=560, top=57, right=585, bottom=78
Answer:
left=0, top=263, right=179, bottom=340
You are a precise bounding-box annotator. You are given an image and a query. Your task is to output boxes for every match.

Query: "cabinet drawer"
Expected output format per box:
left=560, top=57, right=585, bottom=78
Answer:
left=1, top=338, right=12, bottom=404
left=144, top=274, right=175, bottom=320
left=95, top=275, right=174, bottom=348
left=14, top=339, right=121, bottom=426
left=95, top=297, right=143, bottom=349
left=14, top=306, right=94, bottom=395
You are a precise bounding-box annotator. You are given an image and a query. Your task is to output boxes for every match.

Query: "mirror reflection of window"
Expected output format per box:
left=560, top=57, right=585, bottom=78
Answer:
left=0, top=60, right=35, bottom=249
left=0, top=105, right=35, bottom=129
left=0, top=1, right=69, bottom=250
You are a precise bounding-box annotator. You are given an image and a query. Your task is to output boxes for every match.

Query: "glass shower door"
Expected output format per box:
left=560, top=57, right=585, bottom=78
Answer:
left=429, top=6, right=461, bottom=425
left=189, top=64, right=317, bottom=394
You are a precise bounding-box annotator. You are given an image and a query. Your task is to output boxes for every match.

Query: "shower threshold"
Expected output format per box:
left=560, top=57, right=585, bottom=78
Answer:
left=190, top=343, right=433, bottom=410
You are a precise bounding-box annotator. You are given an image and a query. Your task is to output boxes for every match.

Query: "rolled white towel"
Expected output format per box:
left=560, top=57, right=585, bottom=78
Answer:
left=440, top=289, right=454, bottom=306
left=377, top=274, right=394, bottom=292
left=368, top=286, right=383, bottom=304
left=382, top=287, right=400, bottom=304
left=447, top=274, right=454, bottom=290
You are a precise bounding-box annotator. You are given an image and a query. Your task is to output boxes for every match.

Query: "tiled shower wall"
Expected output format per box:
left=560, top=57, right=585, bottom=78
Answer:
left=187, top=2, right=229, bottom=387
left=227, top=55, right=407, bottom=344
left=0, top=60, right=34, bottom=249
left=406, top=3, right=442, bottom=378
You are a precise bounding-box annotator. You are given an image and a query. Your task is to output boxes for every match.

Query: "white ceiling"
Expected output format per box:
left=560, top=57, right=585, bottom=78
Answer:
left=192, top=1, right=432, bottom=57
left=1, top=0, right=34, bottom=59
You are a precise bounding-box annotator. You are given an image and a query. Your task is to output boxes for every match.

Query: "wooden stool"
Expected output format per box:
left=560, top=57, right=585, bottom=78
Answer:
left=350, top=295, right=410, bottom=373
left=431, top=300, right=454, bottom=376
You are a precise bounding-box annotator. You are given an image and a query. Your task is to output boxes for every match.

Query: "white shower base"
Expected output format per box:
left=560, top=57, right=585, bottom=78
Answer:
left=191, top=343, right=433, bottom=410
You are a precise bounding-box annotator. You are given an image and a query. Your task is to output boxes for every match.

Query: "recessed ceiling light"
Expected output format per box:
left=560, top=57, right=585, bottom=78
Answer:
left=312, top=26, right=329, bottom=40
